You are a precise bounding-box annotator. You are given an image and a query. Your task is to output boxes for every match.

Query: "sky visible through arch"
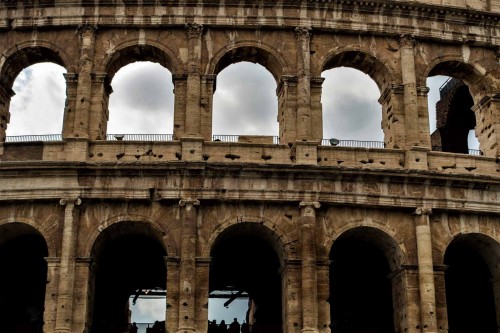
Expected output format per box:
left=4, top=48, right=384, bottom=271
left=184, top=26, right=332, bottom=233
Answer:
left=6, top=60, right=480, bottom=151
left=6, top=61, right=478, bottom=324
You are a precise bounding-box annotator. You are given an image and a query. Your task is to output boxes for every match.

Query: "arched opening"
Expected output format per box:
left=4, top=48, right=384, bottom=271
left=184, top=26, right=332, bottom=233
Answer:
left=105, top=44, right=176, bottom=140
left=7, top=63, right=66, bottom=137
left=426, top=61, right=482, bottom=155
left=329, top=227, right=399, bottom=333
left=90, top=222, right=167, bottom=333
left=0, top=46, right=67, bottom=142
left=0, top=222, right=48, bottom=333
left=211, top=46, right=282, bottom=142
left=212, top=62, right=278, bottom=138
left=209, top=223, right=283, bottom=333
left=444, top=234, right=499, bottom=333
left=108, top=61, right=174, bottom=136
left=321, top=67, right=383, bottom=146
left=322, top=51, right=390, bottom=148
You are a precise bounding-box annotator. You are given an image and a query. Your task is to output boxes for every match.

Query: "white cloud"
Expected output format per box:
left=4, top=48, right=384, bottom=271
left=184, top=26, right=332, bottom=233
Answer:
left=130, top=297, right=166, bottom=323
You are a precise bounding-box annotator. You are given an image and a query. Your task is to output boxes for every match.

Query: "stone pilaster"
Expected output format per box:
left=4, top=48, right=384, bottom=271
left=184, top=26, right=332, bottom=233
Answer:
left=379, top=84, right=406, bottom=149
left=200, top=74, right=216, bottom=141
left=195, top=257, right=211, bottom=333
left=72, top=25, right=97, bottom=139
left=316, top=259, right=331, bottom=333
left=414, top=207, right=438, bottom=333
left=166, top=256, right=181, bottom=333
left=73, top=257, right=94, bottom=333
left=54, top=198, right=82, bottom=333
left=433, top=266, right=448, bottom=333
left=89, top=72, right=112, bottom=140
left=278, top=75, right=298, bottom=145
left=310, top=77, right=325, bottom=142
left=0, top=83, right=15, bottom=142
left=173, top=74, right=188, bottom=140
left=184, top=24, right=203, bottom=137
left=43, top=257, right=61, bottom=333
left=390, top=265, right=421, bottom=333
left=417, top=86, right=432, bottom=149
left=299, top=201, right=320, bottom=333
left=62, top=73, right=78, bottom=140
left=295, top=27, right=313, bottom=141
left=490, top=275, right=500, bottom=333
left=472, top=93, right=500, bottom=157
left=177, top=199, right=200, bottom=333
left=281, top=259, right=302, bottom=333
left=399, top=35, right=420, bottom=149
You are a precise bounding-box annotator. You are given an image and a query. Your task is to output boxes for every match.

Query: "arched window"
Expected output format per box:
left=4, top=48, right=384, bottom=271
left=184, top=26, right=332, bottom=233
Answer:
left=108, top=62, right=174, bottom=138
left=321, top=67, right=383, bottom=147
left=7, top=63, right=66, bottom=138
left=212, top=62, right=278, bottom=139
left=427, top=75, right=480, bottom=154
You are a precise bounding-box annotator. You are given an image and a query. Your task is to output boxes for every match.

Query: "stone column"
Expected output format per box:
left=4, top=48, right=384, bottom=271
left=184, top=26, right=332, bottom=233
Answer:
left=72, top=25, right=97, bottom=139
left=295, top=27, right=313, bottom=141
left=184, top=24, right=203, bottom=137
left=472, top=93, right=500, bottom=157
left=0, top=83, right=15, bottom=142
left=417, top=86, right=432, bottom=149
left=433, top=266, right=448, bottom=333
left=62, top=73, right=78, bottom=140
left=390, top=265, right=421, bottom=333
left=72, top=257, right=94, bottom=333
left=414, top=207, right=438, bottom=333
left=54, top=198, right=82, bottom=333
left=299, top=201, right=320, bottom=333
left=399, top=35, right=420, bottom=149
left=177, top=199, right=200, bottom=333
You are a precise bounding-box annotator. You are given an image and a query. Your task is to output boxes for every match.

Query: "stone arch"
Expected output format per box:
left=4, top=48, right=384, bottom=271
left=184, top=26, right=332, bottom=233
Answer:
left=207, top=42, right=289, bottom=83
left=441, top=232, right=500, bottom=274
left=103, top=40, right=182, bottom=82
left=321, top=49, right=397, bottom=93
left=422, top=56, right=491, bottom=102
left=330, top=224, right=405, bottom=271
left=0, top=41, right=70, bottom=89
left=0, top=216, right=58, bottom=257
left=83, top=214, right=177, bottom=258
left=205, top=215, right=292, bottom=264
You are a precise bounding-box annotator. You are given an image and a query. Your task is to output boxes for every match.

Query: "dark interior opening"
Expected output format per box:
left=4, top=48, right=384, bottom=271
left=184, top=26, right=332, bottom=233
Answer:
left=444, top=239, right=497, bottom=333
left=209, top=223, right=282, bottom=333
left=91, top=230, right=167, bottom=333
left=0, top=231, right=48, bottom=333
left=329, top=232, right=395, bottom=333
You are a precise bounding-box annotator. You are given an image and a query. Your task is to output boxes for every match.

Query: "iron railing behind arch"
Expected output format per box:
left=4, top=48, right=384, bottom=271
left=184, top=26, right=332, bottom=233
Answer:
left=431, top=146, right=482, bottom=156
left=5, top=134, right=63, bottom=142
left=106, top=134, right=174, bottom=141
left=212, top=135, right=281, bottom=144
left=321, top=139, right=386, bottom=149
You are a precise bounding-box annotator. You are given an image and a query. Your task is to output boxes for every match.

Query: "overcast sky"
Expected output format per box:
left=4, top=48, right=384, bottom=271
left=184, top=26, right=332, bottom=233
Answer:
left=7, top=60, right=480, bottom=149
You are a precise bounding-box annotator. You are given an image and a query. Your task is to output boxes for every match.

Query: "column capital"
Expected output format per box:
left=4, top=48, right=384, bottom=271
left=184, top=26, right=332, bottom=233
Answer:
left=185, top=23, right=203, bottom=39
left=59, top=198, right=82, bottom=206
left=295, top=26, right=312, bottom=40
left=76, top=24, right=98, bottom=39
left=179, top=199, right=200, bottom=207
left=399, top=34, right=416, bottom=48
left=299, top=201, right=321, bottom=209
left=414, top=207, right=432, bottom=216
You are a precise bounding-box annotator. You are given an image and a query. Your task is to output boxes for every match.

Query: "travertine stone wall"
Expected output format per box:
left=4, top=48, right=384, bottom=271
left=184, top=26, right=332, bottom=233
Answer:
left=0, top=1, right=500, bottom=333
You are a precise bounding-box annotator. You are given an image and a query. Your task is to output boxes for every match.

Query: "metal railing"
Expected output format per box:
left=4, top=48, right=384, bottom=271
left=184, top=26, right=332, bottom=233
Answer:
left=4, top=134, right=63, bottom=142
left=106, top=134, right=174, bottom=141
left=321, top=139, right=386, bottom=149
left=212, top=135, right=280, bottom=144
left=431, top=146, right=482, bottom=156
